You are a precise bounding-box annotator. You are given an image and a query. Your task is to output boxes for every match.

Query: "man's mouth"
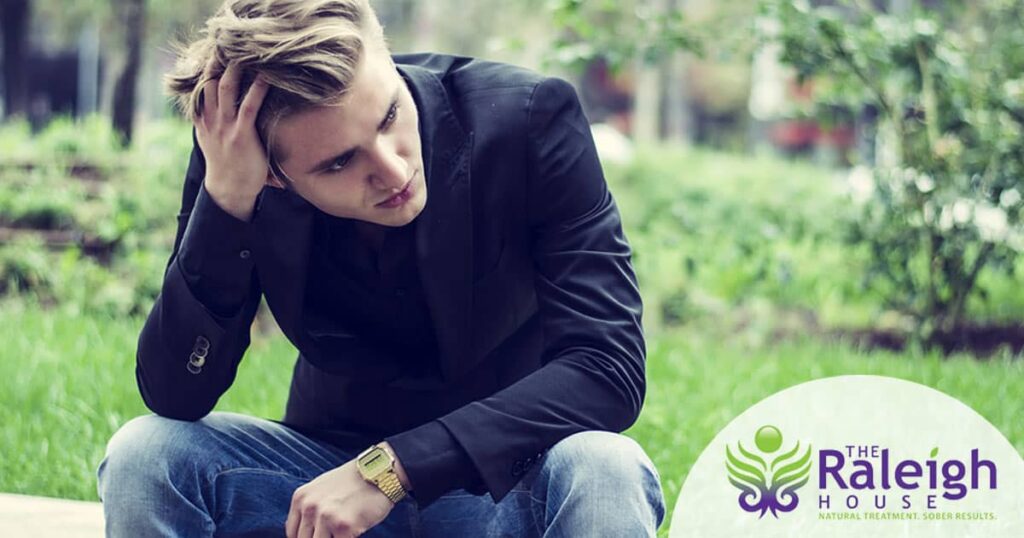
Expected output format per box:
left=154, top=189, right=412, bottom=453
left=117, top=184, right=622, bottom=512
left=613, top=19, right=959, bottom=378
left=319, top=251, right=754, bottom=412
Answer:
left=376, top=176, right=414, bottom=208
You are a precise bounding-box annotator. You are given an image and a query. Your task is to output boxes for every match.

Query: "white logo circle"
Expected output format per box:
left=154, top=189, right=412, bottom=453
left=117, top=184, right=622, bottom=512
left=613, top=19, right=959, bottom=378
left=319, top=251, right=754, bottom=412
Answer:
left=669, top=375, right=1024, bottom=537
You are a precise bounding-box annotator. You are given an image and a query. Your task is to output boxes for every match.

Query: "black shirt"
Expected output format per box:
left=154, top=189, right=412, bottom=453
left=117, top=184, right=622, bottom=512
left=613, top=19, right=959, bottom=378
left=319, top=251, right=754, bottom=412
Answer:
left=303, top=212, right=440, bottom=372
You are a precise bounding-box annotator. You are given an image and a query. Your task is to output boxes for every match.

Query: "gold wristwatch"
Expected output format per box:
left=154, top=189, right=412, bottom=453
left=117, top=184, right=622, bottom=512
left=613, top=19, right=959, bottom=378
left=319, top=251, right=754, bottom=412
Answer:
left=356, top=443, right=407, bottom=503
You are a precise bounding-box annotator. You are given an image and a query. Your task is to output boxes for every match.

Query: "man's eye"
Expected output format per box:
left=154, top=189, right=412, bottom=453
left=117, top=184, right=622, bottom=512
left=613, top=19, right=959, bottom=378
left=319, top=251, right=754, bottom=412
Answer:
left=383, top=104, right=399, bottom=129
left=327, top=155, right=352, bottom=172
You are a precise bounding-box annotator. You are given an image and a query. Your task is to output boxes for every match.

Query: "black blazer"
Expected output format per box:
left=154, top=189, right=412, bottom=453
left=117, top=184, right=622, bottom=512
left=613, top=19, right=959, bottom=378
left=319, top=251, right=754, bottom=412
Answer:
left=135, top=53, right=646, bottom=507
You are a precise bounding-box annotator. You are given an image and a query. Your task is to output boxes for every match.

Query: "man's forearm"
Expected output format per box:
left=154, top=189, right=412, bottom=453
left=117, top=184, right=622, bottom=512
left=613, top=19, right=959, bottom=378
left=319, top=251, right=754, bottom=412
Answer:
left=176, top=183, right=258, bottom=319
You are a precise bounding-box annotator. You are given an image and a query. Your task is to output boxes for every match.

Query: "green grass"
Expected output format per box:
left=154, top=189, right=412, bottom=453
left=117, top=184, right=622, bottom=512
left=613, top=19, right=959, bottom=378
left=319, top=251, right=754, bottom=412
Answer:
left=0, top=299, right=296, bottom=500
left=1, top=297, right=1021, bottom=534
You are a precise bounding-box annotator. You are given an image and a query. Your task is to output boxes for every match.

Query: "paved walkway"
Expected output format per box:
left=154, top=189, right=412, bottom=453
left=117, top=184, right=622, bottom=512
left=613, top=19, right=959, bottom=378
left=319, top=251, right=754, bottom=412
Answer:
left=0, top=493, right=104, bottom=537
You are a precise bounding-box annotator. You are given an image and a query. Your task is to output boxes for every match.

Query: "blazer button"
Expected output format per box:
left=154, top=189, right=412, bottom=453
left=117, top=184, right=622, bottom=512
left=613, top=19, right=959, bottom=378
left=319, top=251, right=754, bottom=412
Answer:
left=186, top=360, right=202, bottom=375
left=188, top=352, right=206, bottom=368
left=239, top=249, right=251, bottom=260
left=195, top=335, right=210, bottom=351
left=511, top=460, right=524, bottom=477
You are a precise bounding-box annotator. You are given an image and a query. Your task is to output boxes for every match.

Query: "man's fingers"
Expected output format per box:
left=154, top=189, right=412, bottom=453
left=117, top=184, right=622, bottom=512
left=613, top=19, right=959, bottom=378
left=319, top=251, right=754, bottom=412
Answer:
left=199, top=57, right=219, bottom=117
left=238, top=76, right=269, bottom=123
left=311, top=520, right=333, bottom=538
left=201, top=78, right=219, bottom=122
left=297, top=512, right=317, bottom=538
left=218, top=62, right=241, bottom=122
left=285, top=504, right=300, bottom=538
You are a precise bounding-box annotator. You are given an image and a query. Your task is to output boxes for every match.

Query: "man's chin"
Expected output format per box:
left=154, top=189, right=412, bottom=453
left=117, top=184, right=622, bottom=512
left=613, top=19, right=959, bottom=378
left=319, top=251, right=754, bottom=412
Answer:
left=372, top=201, right=426, bottom=228
left=393, top=193, right=427, bottom=226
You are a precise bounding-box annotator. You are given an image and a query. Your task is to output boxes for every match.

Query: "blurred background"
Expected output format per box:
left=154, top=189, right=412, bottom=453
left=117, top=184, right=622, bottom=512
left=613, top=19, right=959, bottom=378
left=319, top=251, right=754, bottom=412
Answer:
left=1, top=0, right=1022, bottom=533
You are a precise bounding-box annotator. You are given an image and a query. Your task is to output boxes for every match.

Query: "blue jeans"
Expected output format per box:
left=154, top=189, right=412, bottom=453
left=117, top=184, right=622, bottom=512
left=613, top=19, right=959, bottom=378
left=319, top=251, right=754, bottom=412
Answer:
left=96, top=412, right=665, bottom=537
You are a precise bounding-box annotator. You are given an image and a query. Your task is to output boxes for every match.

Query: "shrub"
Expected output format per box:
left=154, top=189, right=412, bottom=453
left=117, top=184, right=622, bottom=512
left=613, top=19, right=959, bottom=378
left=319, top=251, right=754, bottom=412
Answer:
left=768, top=0, right=1024, bottom=345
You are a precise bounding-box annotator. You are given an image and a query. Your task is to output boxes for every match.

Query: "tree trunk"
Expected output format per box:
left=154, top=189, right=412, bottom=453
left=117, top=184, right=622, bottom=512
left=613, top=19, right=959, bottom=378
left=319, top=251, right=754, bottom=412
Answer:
left=663, top=50, right=692, bottom=144
left=662, top=0, right=692, bottom=144
left=0, top=0, right=30, bottom=119
left=111, top=0, right=146, bottom=146
left=633, top=57, right=662, bottom=142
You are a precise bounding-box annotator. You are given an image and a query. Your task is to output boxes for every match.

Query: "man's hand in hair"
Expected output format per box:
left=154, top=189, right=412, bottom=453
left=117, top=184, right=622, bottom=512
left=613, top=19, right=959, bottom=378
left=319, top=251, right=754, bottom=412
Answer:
left=195, top=59, right=283, bottom=222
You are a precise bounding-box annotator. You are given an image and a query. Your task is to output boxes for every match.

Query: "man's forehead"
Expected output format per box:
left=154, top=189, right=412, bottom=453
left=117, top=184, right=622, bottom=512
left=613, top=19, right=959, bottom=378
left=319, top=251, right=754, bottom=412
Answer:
left=275, top=79, right=399, bottom=164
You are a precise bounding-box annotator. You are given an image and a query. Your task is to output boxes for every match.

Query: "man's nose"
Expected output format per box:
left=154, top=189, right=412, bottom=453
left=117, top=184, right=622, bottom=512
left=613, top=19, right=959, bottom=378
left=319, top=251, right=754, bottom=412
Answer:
left=369, top=140, right=407, bottom=191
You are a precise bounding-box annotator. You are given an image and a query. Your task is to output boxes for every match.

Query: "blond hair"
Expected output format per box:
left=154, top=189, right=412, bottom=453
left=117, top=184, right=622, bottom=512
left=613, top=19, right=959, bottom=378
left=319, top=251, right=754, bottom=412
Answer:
left=165, top=0, right=386, bottom=158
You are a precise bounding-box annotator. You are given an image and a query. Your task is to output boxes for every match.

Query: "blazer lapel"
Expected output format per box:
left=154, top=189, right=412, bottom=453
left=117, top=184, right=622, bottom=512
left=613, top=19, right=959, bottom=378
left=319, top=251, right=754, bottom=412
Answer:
left=251, top=185, right=316, bottom=349
left=399, top=63, right=475, bottom=384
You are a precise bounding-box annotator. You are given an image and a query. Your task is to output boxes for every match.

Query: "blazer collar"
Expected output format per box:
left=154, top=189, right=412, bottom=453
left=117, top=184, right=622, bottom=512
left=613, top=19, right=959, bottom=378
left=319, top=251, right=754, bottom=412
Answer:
left=254, top=60, right=474, bottom=385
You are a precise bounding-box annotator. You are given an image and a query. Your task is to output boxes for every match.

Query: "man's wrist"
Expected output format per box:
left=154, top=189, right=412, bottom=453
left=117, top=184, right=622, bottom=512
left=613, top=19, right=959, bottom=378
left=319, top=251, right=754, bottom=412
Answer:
left=378, top=441, right=412, bottom=492
left=203, top=178, right=259, bottom=223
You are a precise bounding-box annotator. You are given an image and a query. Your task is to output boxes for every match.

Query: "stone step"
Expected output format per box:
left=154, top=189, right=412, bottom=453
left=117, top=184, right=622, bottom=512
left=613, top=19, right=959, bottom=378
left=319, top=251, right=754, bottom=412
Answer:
left=0, top=493, right=104, bottom=537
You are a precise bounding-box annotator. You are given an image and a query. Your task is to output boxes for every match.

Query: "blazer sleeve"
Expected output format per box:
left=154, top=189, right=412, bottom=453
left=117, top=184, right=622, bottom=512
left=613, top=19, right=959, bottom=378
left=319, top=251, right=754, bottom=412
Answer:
left=135, top=133, right=264, bottom=421
left=387, top=76, right=646, bottom=506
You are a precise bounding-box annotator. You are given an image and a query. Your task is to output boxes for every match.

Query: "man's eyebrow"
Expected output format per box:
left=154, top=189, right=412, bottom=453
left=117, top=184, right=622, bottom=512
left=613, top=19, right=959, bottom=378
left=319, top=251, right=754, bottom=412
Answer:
left=306, top=86, right=402, bottom=174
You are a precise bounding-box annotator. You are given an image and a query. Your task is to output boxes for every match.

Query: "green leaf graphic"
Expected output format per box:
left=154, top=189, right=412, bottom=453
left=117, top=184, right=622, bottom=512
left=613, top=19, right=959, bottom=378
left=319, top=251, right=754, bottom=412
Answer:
left=727, top=445, right=765, bottom=486
left=773, top=443, right=813, bottom=487
left=738, top=440, right=768, bottom=472
left=770, top=438, right=802, bottom=472
left=930, top=447, right=939, bottom=458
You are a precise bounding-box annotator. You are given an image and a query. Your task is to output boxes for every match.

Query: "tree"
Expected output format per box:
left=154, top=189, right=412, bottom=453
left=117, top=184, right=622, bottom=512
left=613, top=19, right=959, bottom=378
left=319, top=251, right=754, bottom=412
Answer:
left=21, top=0, right=220, bottom=142
left=768, top=0, right=1024, bottom=345
left=0, top=0, right=31, bottom=118
left=546, top=0, right=757, bottom=142
left=110, top=0, right=145, bottom=145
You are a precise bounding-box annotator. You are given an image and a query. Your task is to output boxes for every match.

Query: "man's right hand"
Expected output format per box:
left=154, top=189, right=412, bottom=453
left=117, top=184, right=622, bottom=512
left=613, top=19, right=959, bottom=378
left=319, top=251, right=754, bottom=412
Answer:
left=195, top=59, right=280, bottom=222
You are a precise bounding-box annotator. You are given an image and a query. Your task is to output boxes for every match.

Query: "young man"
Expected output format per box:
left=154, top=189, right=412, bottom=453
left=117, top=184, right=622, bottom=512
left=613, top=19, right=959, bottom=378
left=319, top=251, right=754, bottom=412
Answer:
left=96, top=0, right=665, bottom=536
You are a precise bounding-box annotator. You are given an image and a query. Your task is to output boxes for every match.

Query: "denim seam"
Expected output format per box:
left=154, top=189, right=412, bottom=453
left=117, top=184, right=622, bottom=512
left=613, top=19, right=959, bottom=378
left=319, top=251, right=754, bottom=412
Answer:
left=526, top=492, right=547, bottom=537
left=525, top=464, right=548, bottom=537
left=212, top=466, right=312, bottom=481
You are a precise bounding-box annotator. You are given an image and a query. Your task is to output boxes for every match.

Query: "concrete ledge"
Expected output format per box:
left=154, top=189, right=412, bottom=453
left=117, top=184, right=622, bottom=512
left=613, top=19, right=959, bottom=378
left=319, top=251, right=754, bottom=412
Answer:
left=0, top=493, right=104, bottom=537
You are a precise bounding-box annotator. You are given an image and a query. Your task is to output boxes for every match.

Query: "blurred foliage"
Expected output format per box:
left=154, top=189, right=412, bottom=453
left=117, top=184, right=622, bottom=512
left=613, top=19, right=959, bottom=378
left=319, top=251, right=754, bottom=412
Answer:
left=32, top=0, right=221, bottom=50
left=546, top=0, right=700, bottom=69
left=0, top=116, right=122, bottom=168
left=0, top=116, right=189, bottom=317
left=4, top=113, right=1024, bottom=329
left=0, top=172, right=81, bottom=230
left=0, top=236, right=51, bottom=294
left=544, top=0, right=758, bottom=70
left=606, top=146, right=874, bottom=332
left=767, top=0, right=1024, bottom=345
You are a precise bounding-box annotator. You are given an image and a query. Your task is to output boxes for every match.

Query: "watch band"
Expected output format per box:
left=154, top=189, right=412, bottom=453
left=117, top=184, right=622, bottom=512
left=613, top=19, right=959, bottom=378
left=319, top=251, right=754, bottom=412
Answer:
left=375, top=470, right=407, bottom=503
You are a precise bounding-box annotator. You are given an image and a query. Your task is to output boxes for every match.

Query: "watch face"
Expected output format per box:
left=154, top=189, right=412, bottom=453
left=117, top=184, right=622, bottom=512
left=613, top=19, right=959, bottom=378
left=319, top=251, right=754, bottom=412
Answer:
left=358, top=447, right=391, bottom=479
